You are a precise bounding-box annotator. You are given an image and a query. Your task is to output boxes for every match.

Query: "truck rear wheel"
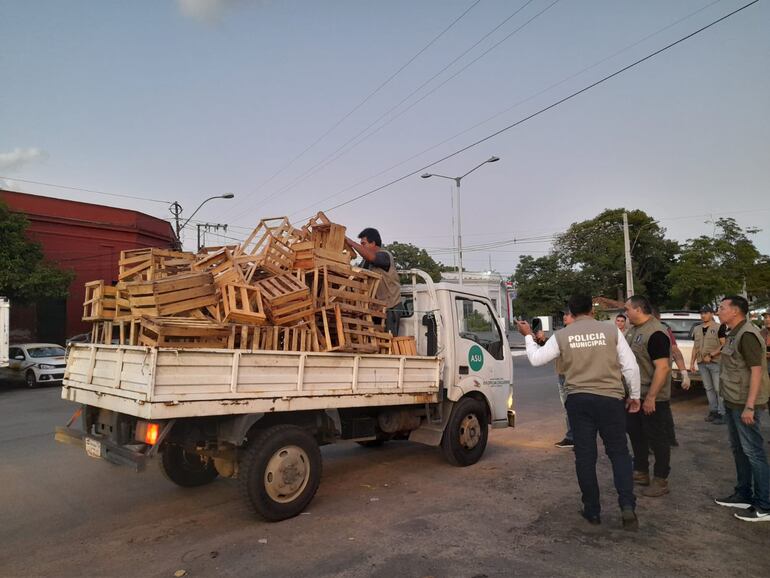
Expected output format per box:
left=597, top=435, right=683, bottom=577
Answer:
left=239, top=424, right=322, bottom=522
left=159, top=445, right=219, bottom=487
left=441, top=397, right=489, bottom=467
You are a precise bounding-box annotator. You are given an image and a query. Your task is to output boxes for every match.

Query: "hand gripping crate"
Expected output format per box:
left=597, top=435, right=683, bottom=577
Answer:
left=138, top=316, right=230, bottom=349
left=123, top=271, right=218, bottom=318
left=118, top=248, right=194, bottom=283
left=256, top=273, right=315, bottom=327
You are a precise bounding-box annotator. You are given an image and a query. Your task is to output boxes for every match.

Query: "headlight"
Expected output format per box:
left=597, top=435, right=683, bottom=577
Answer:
left=38, top=364, right=55, bottom=369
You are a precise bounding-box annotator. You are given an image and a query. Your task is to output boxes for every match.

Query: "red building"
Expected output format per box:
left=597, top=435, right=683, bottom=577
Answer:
left=0, top=189, right=177, bottom=344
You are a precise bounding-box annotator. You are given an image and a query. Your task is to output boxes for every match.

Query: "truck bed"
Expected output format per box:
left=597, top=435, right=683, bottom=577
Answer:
left=62, top=344, right=442, bottom=419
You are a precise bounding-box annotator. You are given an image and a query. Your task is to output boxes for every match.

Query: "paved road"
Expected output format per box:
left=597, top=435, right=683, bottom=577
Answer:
left=1, top=361, right=768, bottom=578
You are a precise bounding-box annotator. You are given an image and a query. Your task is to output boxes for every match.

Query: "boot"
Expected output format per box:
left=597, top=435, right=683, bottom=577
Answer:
left=621, top=508, right=639, bottom=531
left=633, top=470, right=650, bottom=486
left=642, top=477, right=669, bottom=497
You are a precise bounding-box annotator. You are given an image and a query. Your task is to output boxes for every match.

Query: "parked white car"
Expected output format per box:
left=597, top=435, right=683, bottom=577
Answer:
left=0, top=343, right=67, bottom=388
left=659, top=311, right=715, bottom=384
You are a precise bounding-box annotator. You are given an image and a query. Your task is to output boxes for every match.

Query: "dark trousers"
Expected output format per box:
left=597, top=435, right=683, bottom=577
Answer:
left=626, top=400, right=672, bottom=479
left=385, top=306, right=401, bottom=336
left=725, top=406, right=770, bottom=511
left=565, top=393, right=636, bottom=516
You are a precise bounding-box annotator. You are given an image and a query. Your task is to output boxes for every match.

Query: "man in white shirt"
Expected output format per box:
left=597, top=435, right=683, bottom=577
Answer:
left=517, top=294, right=641, bottom=530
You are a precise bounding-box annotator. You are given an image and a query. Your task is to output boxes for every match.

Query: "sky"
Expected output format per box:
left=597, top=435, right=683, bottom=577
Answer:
left=1, top=0, right=768, bottom=274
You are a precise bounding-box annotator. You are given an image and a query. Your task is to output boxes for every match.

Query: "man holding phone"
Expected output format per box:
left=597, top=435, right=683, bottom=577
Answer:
left=518, top=295, right=641, bottom=530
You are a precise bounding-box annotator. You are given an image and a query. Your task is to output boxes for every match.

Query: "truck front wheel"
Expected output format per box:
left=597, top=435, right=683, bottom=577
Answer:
left=159, top=445, right=219, bottom=487
left=441, top=397, right=489, bottom=467
left=239, top=424, right=322, bottom=522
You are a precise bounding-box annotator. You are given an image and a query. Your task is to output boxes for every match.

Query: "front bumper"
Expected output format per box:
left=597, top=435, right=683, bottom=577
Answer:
left=54, top=426, right=148, bottom=471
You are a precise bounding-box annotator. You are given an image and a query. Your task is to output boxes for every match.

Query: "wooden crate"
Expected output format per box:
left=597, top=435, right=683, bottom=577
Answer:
left=123, top=271, right=217, bottom=317
left=89, top=319, right=140, bottom=345
left=83, top=280, right=119, bottom=321
left=294, top=212, right=356, bottom=269
left=138, top=317, right=230, bottom=349
left=229, top=325, right=317, bottom=352
left=391, top=336, right=417, bottom=356
left=314, top=305, right=346, bottom=352
left=192, top=247, right=246, bottom=286
left=118, top=248, right=194, bottom=283
left=235, top=217, right=304, bottom=280
left=221, top=283, right=267, bottom=325
left=310, top=263, right=386, bottom=318
left=256, top=273, right=315, bottom=326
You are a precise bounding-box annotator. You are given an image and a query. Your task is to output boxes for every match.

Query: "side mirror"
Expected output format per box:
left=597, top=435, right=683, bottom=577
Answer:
left=14, top=355, right=25, bottom=361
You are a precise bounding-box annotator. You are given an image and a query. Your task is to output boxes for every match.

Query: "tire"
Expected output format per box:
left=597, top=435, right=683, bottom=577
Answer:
left=441, top=397, right=489, bottom=467
left=159, top=445, right=219, bottom=487
left=239, top=424, right=322, bottom=522
left=25, top=370, right=38, bottom=389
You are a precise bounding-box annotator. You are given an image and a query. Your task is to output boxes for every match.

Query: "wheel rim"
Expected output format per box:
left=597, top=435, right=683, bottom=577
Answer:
left=26, top=372, right=35, bottom=387
left=179, top=450, right=208, bottom=472
left=264, top=445, right=311, bottom=503
left=458, top=413, right=481, bottom=450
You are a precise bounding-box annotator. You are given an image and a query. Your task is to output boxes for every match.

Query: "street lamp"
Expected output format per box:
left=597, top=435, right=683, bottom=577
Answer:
left=421, top=156, right=499, bottom=286
left=169, top=193, right=235, bottom=246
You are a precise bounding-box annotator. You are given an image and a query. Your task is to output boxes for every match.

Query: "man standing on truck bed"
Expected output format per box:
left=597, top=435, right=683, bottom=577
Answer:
left=517, top=294, right=641, bottom=530
left=347, top=228, right=402, bottom=336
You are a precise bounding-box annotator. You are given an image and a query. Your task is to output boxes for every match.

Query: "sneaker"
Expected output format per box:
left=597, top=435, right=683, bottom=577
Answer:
left=704, top=411, right=717, bottom=422
left=621, top=508, right=638, bottom=531
left=734, top=508, right=770, bottom=522
left=714, top=493, right=752, bottom=509
left=711, top=414, right=725, bottom=425
left=642, top=477, right=669, bottom=497
left=554, top=438, right=574, bottom=449
left=633, top=470, right=650, bottom=486
left=580, top=509, right=601, bottom=525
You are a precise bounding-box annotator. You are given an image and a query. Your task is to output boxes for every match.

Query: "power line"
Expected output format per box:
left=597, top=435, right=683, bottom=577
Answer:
left=0, top=176, right=172, bottom=204
left=217, top=0, right=483, bottom=222
left=287, top=0, right=732, bottom=221
left=256, top=0, right=548, bottom=214
left=313, top=0, right=759, bottom=219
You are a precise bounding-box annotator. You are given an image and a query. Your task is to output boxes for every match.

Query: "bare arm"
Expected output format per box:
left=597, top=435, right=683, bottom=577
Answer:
left=346, top=237, right=379, bottom=263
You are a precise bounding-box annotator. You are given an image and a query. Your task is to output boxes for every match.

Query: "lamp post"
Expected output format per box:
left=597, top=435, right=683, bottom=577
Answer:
left=421, top=156, right=499, bottom=286
left=169, top=193, right=235, bottom=248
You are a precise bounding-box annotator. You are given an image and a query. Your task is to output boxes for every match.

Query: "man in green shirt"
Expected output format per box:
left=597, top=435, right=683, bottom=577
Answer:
left=713, top=296, right=770, bottom=522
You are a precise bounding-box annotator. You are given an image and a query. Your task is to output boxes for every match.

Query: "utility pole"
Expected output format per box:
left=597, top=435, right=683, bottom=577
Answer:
left=623, top=212, right=634, bottom=299
left=196, top=223, right=228, bottom=252
left=169, top=201, right=183, bottom=241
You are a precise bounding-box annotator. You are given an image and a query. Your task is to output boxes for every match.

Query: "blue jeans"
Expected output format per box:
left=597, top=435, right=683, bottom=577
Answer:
left=699, top=362, right=724, bottom=415
left=565, top=393, right=636, bottom=516
left=557, top=375, right=573, bottom=441
left=724, top=406, right=770, bottom=511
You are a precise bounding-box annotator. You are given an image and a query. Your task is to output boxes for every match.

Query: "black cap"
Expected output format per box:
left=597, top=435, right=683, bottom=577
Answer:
left=700, top=305, right=714, bottom=313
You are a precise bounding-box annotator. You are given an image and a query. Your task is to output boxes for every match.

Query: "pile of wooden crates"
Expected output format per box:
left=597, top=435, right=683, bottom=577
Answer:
left=81, top=212, right=415, bottom=355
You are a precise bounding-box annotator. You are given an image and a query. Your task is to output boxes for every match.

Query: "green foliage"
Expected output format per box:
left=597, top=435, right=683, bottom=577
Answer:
left=668, top=218, right=770, bottom=308
left=512, top=254, right=584, bottom=318
left=555, top=208, right=678, bottom=305
left=385, top=241, right=445, bottom=283
left=0, top=201, right=75, bottom=302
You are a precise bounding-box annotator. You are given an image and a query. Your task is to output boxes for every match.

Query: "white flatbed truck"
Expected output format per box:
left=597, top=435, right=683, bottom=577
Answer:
left=56, top=271, right=515, bottom=521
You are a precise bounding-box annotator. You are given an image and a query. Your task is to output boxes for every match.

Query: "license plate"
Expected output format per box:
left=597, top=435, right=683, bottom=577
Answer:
left=85, top=437, right=102, bottom=459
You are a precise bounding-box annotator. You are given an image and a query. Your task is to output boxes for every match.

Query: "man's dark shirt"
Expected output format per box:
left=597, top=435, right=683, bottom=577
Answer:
left=648, top=331, right=671, bottom=361
left=361, top=250, right=391, bottom=271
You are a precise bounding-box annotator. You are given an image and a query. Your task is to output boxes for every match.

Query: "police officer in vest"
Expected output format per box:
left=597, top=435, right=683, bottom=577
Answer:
left=690, top=305, right=727, bottom=424
left=518, top=294, right=641, bottom=530
left=713, top=295, right=770, bottom=522
left=347, top=228, right=402, bottom=336
left=624, top=295, right=673, bottom=498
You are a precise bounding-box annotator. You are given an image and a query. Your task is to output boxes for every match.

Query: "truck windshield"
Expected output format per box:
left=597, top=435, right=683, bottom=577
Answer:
left=27, top=346, right=66, bottom=358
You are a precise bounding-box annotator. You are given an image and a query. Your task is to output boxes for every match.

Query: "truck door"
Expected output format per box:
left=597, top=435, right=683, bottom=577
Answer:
left=453, top=295, right=511, bottom=424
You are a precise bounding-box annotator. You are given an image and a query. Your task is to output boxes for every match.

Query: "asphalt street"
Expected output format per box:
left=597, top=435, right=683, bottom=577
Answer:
left=1, top=359, right=769, bottom=578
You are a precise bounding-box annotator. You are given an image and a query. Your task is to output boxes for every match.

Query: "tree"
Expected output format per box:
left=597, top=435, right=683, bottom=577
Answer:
left=511, top=254, right=584, bottom=318
left=0, top=201, right=75, bottom=302
left=554, top=208, right=678, bottom=305
left=668, top=218, right=770, bottom=308
left=385, top=242, right=445, bottom=282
